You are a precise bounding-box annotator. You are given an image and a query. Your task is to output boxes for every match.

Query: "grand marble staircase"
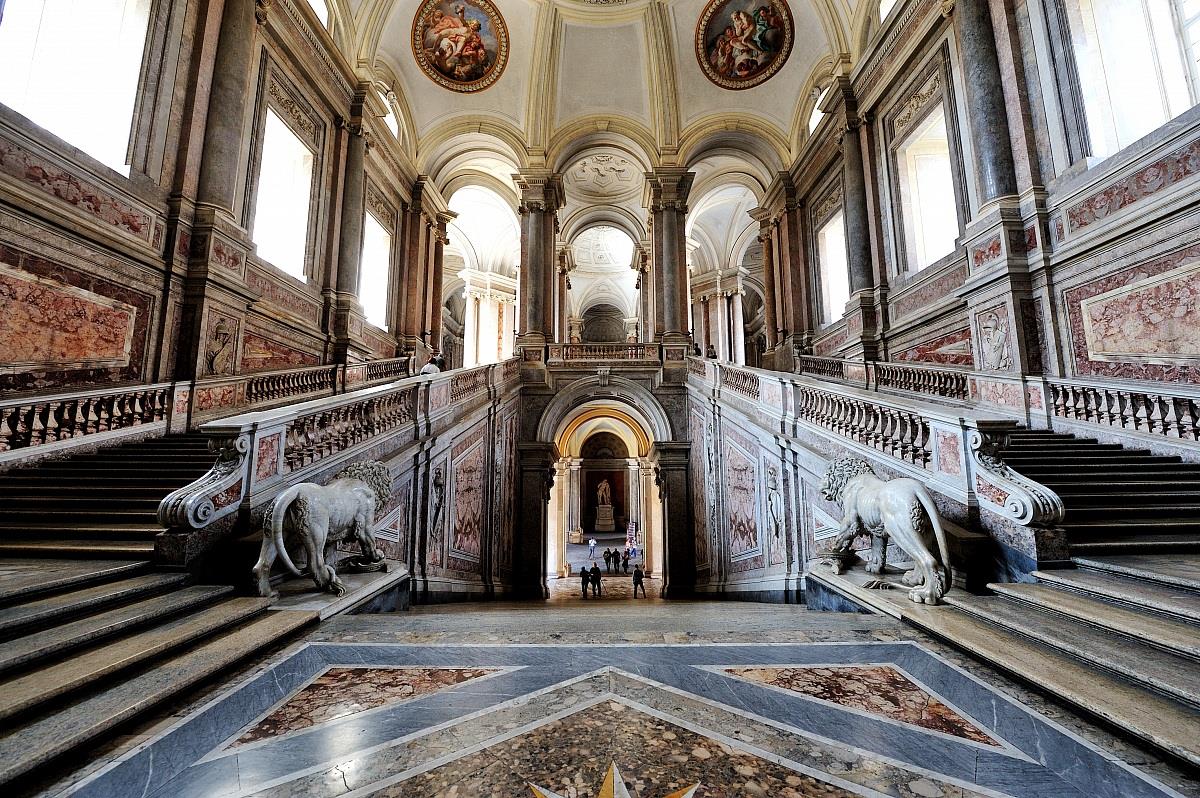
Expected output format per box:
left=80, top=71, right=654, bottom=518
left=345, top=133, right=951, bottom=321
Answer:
left=942, top=431, right=1200, bottom=767
left=0, top=436, right=317, bottom=790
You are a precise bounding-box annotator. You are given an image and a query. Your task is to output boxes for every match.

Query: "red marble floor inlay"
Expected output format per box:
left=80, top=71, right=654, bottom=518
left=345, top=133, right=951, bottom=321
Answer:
left=233, top=666, right=497, bottom=746
left=725, top=666, right=998, bottom=745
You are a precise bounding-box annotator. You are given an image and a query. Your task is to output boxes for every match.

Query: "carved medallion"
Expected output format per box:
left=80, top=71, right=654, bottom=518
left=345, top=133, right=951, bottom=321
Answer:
left=411, top=0, right=509, bottom=93
left=695, top=0, right=794, bottom=90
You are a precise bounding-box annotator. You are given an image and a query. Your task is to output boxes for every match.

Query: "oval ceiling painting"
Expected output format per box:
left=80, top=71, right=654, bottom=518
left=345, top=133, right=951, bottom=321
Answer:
left=695, top=0, right=794, bottom=90
left=412, top=0, right=509, bottom=93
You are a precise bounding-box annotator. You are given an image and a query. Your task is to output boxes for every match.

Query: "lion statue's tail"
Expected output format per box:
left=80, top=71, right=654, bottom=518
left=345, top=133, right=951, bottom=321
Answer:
left=266, top=485, right=306, bottom=577
left=912, top=484, right=953, bottom=596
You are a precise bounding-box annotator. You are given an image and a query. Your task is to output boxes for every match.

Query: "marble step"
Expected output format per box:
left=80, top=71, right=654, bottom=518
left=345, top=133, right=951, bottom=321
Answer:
left=0, top=475, right=195, bottom=487
left=0, top=609, right=316, bottom=789
left=1057, top=490, right=1200, bottom=504
left=1066, top=506, right=1200, bottom=521
left=26, top=463, right=208, bottom=477
left=0, top=572, right=187, bottom=638
left=0, top=510, right=159, bottom=525
left=0, top=486, right=173, bottom=499
left=0, top=539, right=156, bottom=559
left=0, top=559, right=150, bottom=605
left=1062, top=519, right=1200, bottom=536
left=0, top=584, right=233, bottom=676
left=1070, top=535, right=1200, bottom=555
left=1037, top=475, right=1200, bottom=488
left=1072, top=554, right=1200, bottom=592
left=0, top=522, right=164, bottom=540
left=0, top=495, right=161, bottom=509
left=985, top=581, right=1200, bottom=659
left=1002, top=452, right=1160, bottom=463
left=909, top=603, right=1200, bottom=768
left=0, top=597, right=271, bottom=724
left=1017, top=463, right=1200, bottom=475
left=1001, top=443, right=1127, bottom=452
left=945, top=594, right=1200, bottom=707
left=1032, top=568, right=1200, bottom=623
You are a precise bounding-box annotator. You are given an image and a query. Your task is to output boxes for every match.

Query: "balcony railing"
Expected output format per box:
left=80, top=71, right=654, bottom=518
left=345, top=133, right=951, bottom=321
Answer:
left=548, top=343, right=662, bottom=363
left=796, top=356, right=970, bottom=402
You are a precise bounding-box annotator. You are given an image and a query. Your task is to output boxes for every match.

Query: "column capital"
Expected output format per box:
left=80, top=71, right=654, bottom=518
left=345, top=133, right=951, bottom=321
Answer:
left=255, top=0, right=273, bottom=25
left=514, top=170, right=564, bottom=211
left=642, top=168, right=695, bottom=211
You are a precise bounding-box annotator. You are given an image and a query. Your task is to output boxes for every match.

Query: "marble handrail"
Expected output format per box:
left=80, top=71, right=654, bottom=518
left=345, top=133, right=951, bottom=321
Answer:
left=158, top=360, right=510, bottom=536
left=0, top=382, right=171, bottom=456
left=689, top=358, right=1063, bottom=530
left=795, top=356, right=970, bottom=401
left=1045, top=377, right=1200, bottom=442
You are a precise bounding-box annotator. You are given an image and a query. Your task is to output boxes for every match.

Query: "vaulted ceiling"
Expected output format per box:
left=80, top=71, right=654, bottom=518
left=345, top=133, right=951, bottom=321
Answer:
left=325, top=0, right=869, bottom=177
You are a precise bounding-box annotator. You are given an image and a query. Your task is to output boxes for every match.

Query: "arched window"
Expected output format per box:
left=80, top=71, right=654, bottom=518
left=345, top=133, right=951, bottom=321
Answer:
left=305, top=0, right=329, bottom=27
left=808, top=86, right=829, bottom=134
left=378, top=91, right=402, bottom=139
left=1064, top=0, right=1200, bottom=159
left=0, top=0, right=152, bottom=173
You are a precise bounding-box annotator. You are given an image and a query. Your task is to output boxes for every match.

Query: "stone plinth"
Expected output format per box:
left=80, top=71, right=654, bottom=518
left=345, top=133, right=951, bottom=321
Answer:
left=594, top=505, right=615, bottom=532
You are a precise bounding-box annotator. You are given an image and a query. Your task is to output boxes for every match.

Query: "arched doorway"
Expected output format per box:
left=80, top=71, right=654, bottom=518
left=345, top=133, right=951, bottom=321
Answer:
left=546, top=404, right=664, bottom=594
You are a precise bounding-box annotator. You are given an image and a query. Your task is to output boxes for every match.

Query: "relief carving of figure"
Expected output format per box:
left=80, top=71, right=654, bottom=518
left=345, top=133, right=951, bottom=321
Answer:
left=597, top=479, right=612, bottom=506
left=819, top=457, right=953, bottom=605
left=205, top=317, right=236, bottom=375
left=979, top=310, right=1012, bottom=370
left=766, top=466, right=784, bottom=540
left=430, top=466, right=446, bottom=534
left=252, top=461, right=391, bottom=598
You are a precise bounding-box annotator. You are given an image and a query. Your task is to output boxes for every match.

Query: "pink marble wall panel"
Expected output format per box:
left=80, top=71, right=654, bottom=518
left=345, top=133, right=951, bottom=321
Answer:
left=812, top=324, right=849, bottom=356
left=1026, top=386, right=1044, bottom=409
left=1064, top=243, right=1200, bottom=383
left=246, top=269, right=321, bottom=323
left=1080, top=262, right=1200, bottom=362
left=0, top=263, right=136, bottom=369
left=890, top=262, right=967, bottom=320
left=971, top=377, right=1024, bottom=408
left=971, top=235, right=1002, bottom=269
left=1024, top=225, right=1038, bottom=252
left=256, top=434, right=281, bottom=482
left=724, top=442, right=759, bottom=560
left=211, top=238, right=244, bottom=273
left=0, top=242, right=153, bottom=392
left=0, top=134, right=152, bottom=241
left=892, top=327, right=973, bottom=366
left=194, top=384, right=238, bottom=412
left=689, top=410, right=710, bottom=571
left=212, top=479, right=243, bottom=510
left=975, top=475, right=1009, bottom=507
left=364, top=327, right=394, bottom=359
left=936, top=432, right=961, bottom=476
left=448, top=438, right=485, bottom=569
left=1067, top=136, right=1200, bottom=234
left=173, top=388, right=191, bottom=416
left=240, top=330, right=320, bottom=373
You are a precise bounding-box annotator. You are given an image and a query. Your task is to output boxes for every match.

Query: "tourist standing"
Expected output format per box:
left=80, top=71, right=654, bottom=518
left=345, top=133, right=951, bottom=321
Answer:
left=603, top=548, right=612, bottom=573
left=632, top=565, right=646, bottom=598
left=590, top=563, right=602, bottom=597
left=588, top=537, right=597, bottom=557
left=579, top=566, right=590, bottom=599
left=622, top=550, right=630, bottom=574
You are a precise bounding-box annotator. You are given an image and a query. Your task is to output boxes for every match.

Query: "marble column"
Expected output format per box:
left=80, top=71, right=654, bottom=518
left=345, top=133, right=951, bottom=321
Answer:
left=556, top=258, right=569, bottom=342
left=731, top=288, right=746, bottom=365
left=567, top=459, right=582, bottom=534
left=651, top=442, right=692, bottom=597
left=715, top=292, right=730, bottom=361
left=955, top=0, right=1018, bottom=203
left=331, top=112, right=368, bottom=363
left=843, top=118, right=873, bottom=296
left=515, top=172, right=562, bottom=374
left=196, top=0, right=257, bottom=213
left=751, top=210, right=779, bottom=357
left=627, top=458, right=641, bottom=541
left=426, top=213, right=452, bottom=356
left=397, top=179, right=433, bottom=359
left=515, top=442, right=558, bottom=599
left=462, top=290, right=479, bottom=367
left=762, top=174, right=809, bottom=372
left=640, top=464, right=656, bottom=573
left=645, top=170, right=694, bottom=341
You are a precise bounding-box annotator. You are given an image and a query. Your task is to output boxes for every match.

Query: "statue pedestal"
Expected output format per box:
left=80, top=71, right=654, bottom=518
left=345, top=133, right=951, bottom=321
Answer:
left=594, top=505, right=615, bottom=532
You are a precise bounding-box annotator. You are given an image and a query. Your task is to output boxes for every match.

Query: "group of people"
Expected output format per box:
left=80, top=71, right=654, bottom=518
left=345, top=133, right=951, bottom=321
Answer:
left=579, top=561, right=647, bottom=599
left=602, top=547, right=634, bottom=574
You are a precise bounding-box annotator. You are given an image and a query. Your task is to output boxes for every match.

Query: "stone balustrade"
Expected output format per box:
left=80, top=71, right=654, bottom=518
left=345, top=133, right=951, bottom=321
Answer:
left=243, top=365, right=340, bottom=408
left=688, top=358, right=1064, bottom=537
left=157, top=359, right=515, bottom=565
left=547, top=343, right=662, bottom=364
left=1046, top=378, right=1200, bottom=442
left=0, top=383, right=171, bottom=459
left=795, top=356, right=969, bottom=401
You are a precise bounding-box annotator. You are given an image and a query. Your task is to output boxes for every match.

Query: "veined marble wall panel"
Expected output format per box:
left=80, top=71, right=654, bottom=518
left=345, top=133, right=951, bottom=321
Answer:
left=447, top=422, right=487, bottom=573
left=494, top=406, right=518, bottom=578
left=240, top=329, right=321, bottom=373
left=1062, top=241, right=1200, bottom=383
left=891, top=326, right=973, bottom=366
left=722, top=426, right=765, bottom=574
left=0, top=235, right=155, bottom=392
left=688, top=408, right=712, bottom=574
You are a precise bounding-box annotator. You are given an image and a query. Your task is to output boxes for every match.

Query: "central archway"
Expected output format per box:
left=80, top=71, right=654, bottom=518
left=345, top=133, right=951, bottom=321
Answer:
left=530, top=374, right=688, bottom=599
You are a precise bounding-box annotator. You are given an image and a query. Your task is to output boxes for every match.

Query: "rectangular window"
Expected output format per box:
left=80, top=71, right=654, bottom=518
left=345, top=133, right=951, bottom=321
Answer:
left=0, top=0, right=151, bottom=173
left=896, top=105, right=958, bottom=272
left=360, top=213, right=392, bottom=329
left=1066, top=0, right=1196, bottom=158
left=252, top=109, right=314, bottom=280
left=817, top=210, right=850, bottom=326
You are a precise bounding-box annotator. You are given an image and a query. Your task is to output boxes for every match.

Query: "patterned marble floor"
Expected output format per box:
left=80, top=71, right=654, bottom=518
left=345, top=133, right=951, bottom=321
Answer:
left=48, top=604, right=1198, bottom=798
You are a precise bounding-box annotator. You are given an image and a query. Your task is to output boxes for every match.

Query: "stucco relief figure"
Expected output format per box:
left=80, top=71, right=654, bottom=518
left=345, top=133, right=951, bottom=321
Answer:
left=252, top=461, right=392, bottom=598
left=597, top=479, right=612, bottom=506
left=205, top=317, right=235, bottom=375
left=766, top=466, right=784, bottom=540
left=431, top=466, right=446, bottom=534
left=979, top=310, right=1012, bottom=370
left=819, top=457, right=953, bottom=605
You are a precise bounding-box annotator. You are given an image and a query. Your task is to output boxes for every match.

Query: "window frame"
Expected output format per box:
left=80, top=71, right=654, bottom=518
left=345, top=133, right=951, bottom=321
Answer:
left=361, top=185, right=397, bottom=330
left=245, top=62, right=324, bottom=283
left=807, top=173, right=849, bottom=328
left=882, top=49, right=968, bottom=281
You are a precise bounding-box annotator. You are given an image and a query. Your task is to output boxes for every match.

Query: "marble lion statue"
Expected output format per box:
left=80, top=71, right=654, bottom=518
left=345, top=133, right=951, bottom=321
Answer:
left=819, top=457, right=953, bottom=605
left=252, top=460, right=392, bottom=598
